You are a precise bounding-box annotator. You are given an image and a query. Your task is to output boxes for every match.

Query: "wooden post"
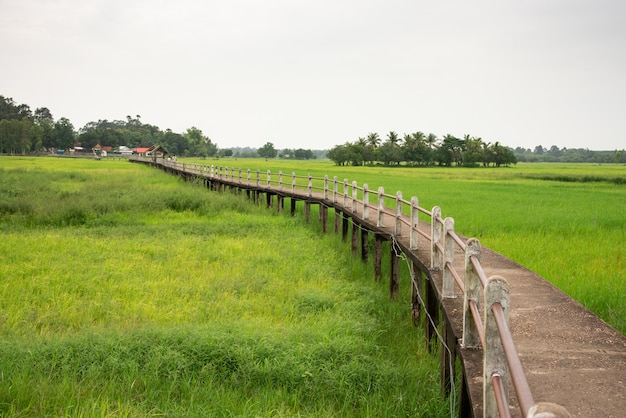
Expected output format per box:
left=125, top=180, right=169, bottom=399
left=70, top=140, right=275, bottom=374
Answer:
left=321, top=204, right=328, bottom=233
left=440, top=316, right=456, bottom=395
left=410, top=196, right=419, bottom=250
left=443, top=217, right=456, bottom=299
left=463, top=238, right=482, bottom=349
left=361, top=229, right=368, bottom=262
left=425, top=276, right=439, bottom=350
left=342, top=212, right=349, bottom=242
left=277, top=195, right=284, bottom=213
left=390, top=241, right=400, bottom=299
left=351, top=219, right=359, bottom=254
left=411, top=262, right=423, bottom=326
left=304, top=201, right=310, bottom=222
left=431, top=206, right=442, bottom=269
left=290, top=198, right=297, bottom=216
left=334, top=208, right=340, bottom=234
left=374, top=235, right=383, bottom=282
left=395, top=191, right=402, bottom=236
left=484, top=276, right=510, bottom=418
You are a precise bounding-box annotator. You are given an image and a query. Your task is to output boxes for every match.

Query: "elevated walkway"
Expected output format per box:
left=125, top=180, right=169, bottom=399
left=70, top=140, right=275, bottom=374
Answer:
left=130, top=157, right=626, bottom=417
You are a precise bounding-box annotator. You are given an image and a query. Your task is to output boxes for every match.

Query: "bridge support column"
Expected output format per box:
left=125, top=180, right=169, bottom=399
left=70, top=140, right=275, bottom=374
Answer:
left=361, top=229, right=368, bottom=262
left=320, top=205, right=328, bottom=233
left=277, top=195, right=284, bottom=213
left=334, top=208, right=340, bottom=234
left=342, top=213, right=349, bottom=242
left=426, top=276, right=439, bottom=351
left=411, top=263, right=423, bottom=326
left=390, top=243, right=400, bottom=299
left=290, top=198, right=296, bottom=216
left=440, top=311, right=456, bottom=396
left=351, top=220, right=359, bottom=254
left=374, top=235, right=383, bottom=281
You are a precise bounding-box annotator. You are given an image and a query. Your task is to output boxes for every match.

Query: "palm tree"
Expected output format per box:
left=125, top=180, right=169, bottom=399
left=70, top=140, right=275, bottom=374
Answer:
left=365, top=132, right=380, bottom=165
left=386, top=131, right=400, bottom=146
left=366, top=132, right=381, bottom=148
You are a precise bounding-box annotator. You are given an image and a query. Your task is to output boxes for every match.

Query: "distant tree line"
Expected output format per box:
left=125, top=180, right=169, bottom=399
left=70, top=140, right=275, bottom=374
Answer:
left=328, top=132, right=517, bottom=167
left=227, top=143, right=322, bottom=160
left=0, top=95, right=217, bottom=157
left=513, top=145, right=625, bottom=164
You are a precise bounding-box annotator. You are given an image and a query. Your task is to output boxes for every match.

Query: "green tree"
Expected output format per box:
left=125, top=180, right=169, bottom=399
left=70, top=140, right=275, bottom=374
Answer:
left=0, top=119, right=33, bottom=154
left=463, top=135, right=484, bottom=166
left=54, top=118, right=75, bottom=150
left=258, top=142, right=278, bottom=159
left=185, top=127, right=217, bottom=157
left=327, top=143, right=350, bottom=166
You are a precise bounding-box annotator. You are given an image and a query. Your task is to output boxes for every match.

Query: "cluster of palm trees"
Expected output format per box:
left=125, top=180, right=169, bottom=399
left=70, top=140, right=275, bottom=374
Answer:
left=327, top=131, right=517, bottom=167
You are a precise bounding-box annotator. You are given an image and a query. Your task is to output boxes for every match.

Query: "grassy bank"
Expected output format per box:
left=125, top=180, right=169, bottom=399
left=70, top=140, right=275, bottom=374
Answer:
left=0, top=157, right=450, bottom=416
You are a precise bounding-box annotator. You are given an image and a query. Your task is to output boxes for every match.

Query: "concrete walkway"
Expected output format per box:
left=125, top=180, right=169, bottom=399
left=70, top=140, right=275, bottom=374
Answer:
left=132, top=158, right=626, bottom=417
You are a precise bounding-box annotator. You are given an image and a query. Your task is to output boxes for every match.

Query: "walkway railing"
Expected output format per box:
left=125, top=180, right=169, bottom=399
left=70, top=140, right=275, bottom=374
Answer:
left=132, top=156, right=570, bottom=418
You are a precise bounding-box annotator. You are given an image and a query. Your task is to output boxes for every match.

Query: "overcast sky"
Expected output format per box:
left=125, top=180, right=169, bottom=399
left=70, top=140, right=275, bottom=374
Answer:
left=1, top=0, right=625, bottom=151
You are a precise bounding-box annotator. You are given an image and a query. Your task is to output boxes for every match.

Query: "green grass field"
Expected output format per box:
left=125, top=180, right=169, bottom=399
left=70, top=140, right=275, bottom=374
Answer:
left=186, top=158, right=626, bottom=335
left=0, top=157, right=450, bottom=416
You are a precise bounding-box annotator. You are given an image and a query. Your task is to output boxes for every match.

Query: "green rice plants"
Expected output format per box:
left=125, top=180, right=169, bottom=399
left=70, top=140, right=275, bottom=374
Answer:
left=0, top=156, right=450, bottom=416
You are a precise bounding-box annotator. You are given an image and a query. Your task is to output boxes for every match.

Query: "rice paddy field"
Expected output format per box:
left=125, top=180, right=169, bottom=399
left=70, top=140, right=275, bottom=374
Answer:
left=0, top=156, right=624, bottom=416
left=0, top=156, right=450, bottom=417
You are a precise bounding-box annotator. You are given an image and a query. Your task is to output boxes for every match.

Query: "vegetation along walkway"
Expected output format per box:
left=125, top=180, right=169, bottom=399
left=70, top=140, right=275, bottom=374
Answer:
left=130, top=156, right=625, bottom=418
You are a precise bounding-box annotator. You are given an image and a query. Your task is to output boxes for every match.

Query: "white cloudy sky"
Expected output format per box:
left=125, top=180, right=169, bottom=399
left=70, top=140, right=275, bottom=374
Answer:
left=1, top=0, right=625, bottom=151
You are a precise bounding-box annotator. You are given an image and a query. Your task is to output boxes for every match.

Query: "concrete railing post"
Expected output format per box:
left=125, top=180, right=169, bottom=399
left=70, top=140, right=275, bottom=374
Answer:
left=308, top=174, right=313, bottom=197
left=279, top=171, right=283, bottom=190
left=526, top=402, right=572, bottom=418
left=410, top=196, right=419, bottom=250
left=246, top=169, right=251, bottom=184
left=484, top=276, right=510, bottom=418
left=431, top=206, right=442, bottom=269
left=267, top=170, right=271, bottom=188
left=256, top=169, right=260, bottom=187
left=343, top=179, right=349, bottom=208
left=291, top=172, right=296, bottom=192
left=352, top=181, right=358, bottom=213
left=463, top=238, right=482, bottom=349
left=443, top=217, right=455, bottom=298
left=363, top=184, right=370, bottom=220
left=333, top=176, right=339, bottom=204
left=324, top=175, right=329, bottom=200
left=395, top=191, right=402, bottom=236
left=377, top=187, right=385, bottom=227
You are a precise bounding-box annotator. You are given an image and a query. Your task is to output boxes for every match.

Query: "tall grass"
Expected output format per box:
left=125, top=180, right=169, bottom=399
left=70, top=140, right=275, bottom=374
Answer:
left=0, top=157, right=450, bottom=416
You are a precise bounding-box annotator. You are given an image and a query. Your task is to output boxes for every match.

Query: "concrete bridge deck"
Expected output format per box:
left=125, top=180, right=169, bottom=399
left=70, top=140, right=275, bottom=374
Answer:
left=132, top=158, right=626, bottom=417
